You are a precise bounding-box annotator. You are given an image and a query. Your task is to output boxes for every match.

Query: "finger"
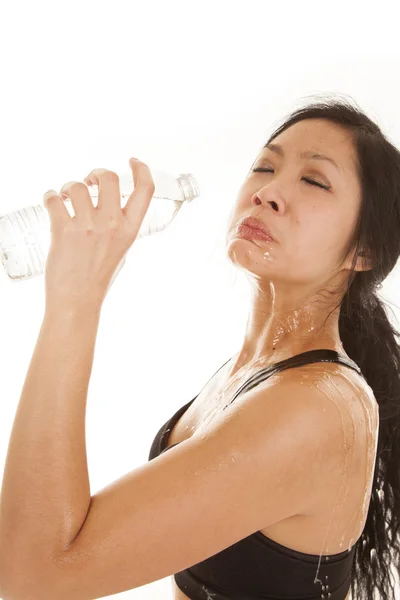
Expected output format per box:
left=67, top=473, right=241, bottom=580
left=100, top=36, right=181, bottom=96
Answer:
left=123, top=158, right=155, bottom=230
left=83, top=169, right=121, bottom=217
left=43, top=190, right=71, bottom=228
left=59, top=181, right=95, bottom=223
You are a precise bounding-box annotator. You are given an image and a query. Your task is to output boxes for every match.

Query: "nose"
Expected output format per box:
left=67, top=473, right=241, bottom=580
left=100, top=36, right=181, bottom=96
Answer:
left=253, top=193, right=279, bottom=212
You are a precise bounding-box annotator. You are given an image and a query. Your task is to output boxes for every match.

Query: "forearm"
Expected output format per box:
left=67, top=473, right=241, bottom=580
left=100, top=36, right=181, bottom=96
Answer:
left=0, top=305, right=102, bottom=570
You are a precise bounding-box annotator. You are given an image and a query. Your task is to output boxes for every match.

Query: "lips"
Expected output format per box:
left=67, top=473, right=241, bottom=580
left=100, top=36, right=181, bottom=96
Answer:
left=238, top=217, right=276, bottom=241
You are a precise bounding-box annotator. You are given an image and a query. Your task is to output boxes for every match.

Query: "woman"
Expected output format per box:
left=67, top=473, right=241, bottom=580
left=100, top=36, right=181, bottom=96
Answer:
left=0, top=96, right=399, bottom=600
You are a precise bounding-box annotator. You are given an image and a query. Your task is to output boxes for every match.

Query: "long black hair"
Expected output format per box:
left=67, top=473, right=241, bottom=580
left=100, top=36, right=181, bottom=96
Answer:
left=252, top=94, right=400, bottom=599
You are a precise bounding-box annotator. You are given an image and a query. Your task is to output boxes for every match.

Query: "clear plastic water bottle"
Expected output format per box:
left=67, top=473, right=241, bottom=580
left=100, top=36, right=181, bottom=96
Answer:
left=0, top=169, right=200, bottom=281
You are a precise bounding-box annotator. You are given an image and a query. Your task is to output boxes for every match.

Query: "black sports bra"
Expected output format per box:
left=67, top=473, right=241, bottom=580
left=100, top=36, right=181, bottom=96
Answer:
left=148, top=349, right=364, bottom=600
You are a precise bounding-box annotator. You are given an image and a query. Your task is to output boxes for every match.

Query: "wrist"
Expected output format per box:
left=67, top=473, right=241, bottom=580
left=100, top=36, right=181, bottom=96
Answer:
left=44, top=300, right=102, bottom=326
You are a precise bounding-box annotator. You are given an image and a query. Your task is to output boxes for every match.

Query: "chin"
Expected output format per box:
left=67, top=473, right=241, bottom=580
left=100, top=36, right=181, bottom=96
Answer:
left=225, top=237, right=276, bottom=276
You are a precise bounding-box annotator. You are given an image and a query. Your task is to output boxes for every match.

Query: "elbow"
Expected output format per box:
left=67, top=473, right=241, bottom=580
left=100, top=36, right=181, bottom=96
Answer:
left=0, top=570, right=27, bottom=600
left=0, top=574, right=21, bottom=600
left=0, top=538, right=64, bottom=600
left=0, top=556, right=48, bottom=600
left=0, top=550, right=14, bottom=600
left=0, top=577, right=46, bottom=600
left=0, top=583, right=16, bottom=600
left=0, top=547, right=21, bottom=600
left=0, top=555, right=69, bottom=600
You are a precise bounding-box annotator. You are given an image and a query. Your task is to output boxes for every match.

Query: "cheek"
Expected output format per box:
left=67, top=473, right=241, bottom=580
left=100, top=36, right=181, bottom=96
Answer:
left=296, top=207, right=340, bottom=251
left=319, top=209, right=351, bottom=254
left=287, top=224, right=332, bottom=270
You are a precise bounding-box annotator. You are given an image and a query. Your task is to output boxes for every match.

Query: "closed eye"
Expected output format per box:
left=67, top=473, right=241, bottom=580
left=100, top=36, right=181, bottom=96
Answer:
left=252, top=168, right=331, bottom=191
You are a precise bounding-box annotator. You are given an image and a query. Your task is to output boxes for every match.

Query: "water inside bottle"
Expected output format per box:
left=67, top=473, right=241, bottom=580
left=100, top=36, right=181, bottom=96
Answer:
left=0, top=170, right=199, bottom=281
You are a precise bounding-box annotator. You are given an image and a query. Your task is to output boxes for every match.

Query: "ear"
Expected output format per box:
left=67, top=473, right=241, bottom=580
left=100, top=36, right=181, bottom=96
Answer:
left=342, top=247, right=373, bottom=272
left=354, top=248, right=373, bottom=272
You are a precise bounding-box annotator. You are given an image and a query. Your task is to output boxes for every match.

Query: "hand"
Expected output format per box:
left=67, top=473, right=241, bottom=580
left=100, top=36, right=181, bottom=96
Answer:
left=43, top=158, right=155, bottom=311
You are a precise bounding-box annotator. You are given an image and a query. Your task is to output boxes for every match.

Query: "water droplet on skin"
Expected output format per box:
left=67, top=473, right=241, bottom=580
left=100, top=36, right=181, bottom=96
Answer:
left=169, top=337, right=376, bottom=594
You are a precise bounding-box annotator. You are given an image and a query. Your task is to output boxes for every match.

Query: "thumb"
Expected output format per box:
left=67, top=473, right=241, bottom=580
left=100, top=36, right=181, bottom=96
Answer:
left=123, top=158, right=155, bottom=229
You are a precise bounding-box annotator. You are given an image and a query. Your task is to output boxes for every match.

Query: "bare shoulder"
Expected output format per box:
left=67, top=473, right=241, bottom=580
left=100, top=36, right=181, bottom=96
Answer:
left=288, top=359, right=379, bottom=537
left=259, top=360, right=379, bottom=481
left=282, top=359, right=379, bottom=447
left=286, top=359, right=378, bottom=421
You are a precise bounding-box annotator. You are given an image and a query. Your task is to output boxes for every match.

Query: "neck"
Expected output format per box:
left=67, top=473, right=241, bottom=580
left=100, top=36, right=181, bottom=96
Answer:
left=227, top=291, right=346, bottom=379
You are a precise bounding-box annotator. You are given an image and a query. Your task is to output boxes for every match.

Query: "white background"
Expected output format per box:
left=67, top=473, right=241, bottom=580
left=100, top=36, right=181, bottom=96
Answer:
left=0, top=1, right=399, bottom=598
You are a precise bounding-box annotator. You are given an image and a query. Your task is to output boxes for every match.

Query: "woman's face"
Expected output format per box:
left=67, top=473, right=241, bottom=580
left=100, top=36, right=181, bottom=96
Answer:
left=225, top=118, right=363, bottom=291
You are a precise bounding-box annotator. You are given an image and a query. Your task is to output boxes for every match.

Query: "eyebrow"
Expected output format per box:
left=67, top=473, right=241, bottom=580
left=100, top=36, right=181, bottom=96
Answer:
left=263, top=142, right=341, bottom=173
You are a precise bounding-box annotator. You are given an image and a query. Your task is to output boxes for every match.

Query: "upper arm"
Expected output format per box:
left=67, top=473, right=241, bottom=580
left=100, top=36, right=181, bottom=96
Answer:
left=17, top=372, right=348, bottom=600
